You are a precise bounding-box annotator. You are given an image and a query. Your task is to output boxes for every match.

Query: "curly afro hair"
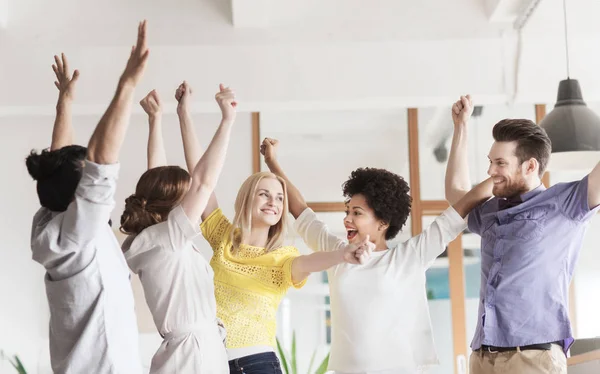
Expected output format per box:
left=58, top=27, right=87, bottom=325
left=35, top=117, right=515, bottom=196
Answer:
left=342, top=167, right=412, bottom=240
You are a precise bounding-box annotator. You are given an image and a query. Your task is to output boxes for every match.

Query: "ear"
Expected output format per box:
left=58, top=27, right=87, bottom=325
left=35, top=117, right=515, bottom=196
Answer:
left=524, top=158, right=538, bottom=176
left=378, top=220, right=389, bottom=232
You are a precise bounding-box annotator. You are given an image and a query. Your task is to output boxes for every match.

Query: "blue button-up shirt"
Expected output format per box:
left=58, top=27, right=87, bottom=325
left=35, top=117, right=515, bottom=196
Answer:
left=468, top=175, right=599, bottom=351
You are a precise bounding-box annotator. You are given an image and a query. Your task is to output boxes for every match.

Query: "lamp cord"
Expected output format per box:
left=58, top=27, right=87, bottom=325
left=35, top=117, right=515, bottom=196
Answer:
left=563, top=0, right=570, bottom=79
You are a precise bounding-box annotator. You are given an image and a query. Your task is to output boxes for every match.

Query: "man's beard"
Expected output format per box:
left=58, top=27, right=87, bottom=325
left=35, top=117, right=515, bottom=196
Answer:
left=493, top=175, right=528, bottom=198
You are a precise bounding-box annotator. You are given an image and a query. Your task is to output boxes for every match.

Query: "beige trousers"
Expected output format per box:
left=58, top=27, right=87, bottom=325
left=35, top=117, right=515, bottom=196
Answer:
left=469, top=344, right=567, bottom=374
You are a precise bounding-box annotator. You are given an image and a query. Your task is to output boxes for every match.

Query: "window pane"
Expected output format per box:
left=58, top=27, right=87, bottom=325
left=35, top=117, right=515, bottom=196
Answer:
left=260, top=109, right=410, bottom=202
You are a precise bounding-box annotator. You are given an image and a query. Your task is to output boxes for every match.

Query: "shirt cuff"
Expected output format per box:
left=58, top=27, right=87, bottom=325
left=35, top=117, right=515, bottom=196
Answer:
left=442, top=206, right=468, bottom=234
left=83, top=159, right=120, bottom=180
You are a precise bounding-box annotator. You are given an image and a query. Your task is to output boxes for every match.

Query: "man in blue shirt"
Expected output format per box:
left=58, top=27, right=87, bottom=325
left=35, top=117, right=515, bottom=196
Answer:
left=445, top=95, right=600, bottom=374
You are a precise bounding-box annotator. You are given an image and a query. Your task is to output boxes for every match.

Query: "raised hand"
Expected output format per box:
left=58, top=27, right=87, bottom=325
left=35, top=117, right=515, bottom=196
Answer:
left=52, top=53, right=80, bottom=101
left=86, top=20, right=151, bottom=165
left=451, top=94, right=473, bottom=127
left=215, top=84, right=237, bottom=122
left=260, top=137, right=279, bottom=163
left=175, top=81, right=193, bottom=115
left=343, top=235, right=374, bottom=265
left=120, top=20, right=149, bottom=87
left=140, top=89, right=162, bottom=117
left=355, top=235, right=375, bottom=264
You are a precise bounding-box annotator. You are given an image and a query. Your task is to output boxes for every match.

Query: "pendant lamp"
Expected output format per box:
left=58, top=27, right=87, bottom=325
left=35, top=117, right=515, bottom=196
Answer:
left=538, top=0, right=600, bottom=171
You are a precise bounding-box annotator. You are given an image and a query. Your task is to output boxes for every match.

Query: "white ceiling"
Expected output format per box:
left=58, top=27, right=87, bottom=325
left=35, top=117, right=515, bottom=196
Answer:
left=4, top=0, right=507, bottom=46
left=2, top=0, right=600, bottom=116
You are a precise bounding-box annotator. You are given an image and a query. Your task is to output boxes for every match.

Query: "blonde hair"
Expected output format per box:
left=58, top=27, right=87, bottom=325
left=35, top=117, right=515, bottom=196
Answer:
left=231, top=172, right=289, bottom=252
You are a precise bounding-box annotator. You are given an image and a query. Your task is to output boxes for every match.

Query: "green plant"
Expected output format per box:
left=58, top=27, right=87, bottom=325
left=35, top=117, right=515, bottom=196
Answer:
left=276, top=332, right=330, bottom=374
left=0, top=351, right=28, bottom=374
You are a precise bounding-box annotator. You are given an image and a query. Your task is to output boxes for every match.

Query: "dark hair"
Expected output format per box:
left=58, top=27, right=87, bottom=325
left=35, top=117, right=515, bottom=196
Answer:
left=492, top=119, right=552, bottom=177
left=25, top=145, right=87, bottom=212
left=342, top=167, right=412, bottom=240
left=120, top=166, right=191, bottom=235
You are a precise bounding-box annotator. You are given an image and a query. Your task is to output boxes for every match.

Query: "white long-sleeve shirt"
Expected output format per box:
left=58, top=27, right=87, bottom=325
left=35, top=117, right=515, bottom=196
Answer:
left=31, top=161, right=142, bottom=374
left=293, top=207, right=466, bottom=374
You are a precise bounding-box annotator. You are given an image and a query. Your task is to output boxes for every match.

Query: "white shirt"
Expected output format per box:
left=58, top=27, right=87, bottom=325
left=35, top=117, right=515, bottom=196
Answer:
left=124, top=205, right=228, bottom=373
left=294, top=207, right=466, bottom=374
left=31, top=161, right=142, bottom=374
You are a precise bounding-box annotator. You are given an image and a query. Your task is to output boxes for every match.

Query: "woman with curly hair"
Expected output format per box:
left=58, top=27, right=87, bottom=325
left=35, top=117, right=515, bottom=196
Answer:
left=262, top=137, right=493, bottom=374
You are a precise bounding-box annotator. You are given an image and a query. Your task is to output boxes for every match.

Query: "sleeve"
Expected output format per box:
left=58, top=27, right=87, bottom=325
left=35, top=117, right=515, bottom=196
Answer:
left=408, top=206, right=467, bottom=269
left=292, top=207, right=346, bottom=253
left=167, top=205, right=202, bottom=251
left=200, top=208, right=233, bottom=250
left=282, top=252, right=308, bottom=289
left=467, top=203, right=484, bottom=235
left=60, top=160, right=119, bottom=248
left=558, top=175, right=600, bottom=221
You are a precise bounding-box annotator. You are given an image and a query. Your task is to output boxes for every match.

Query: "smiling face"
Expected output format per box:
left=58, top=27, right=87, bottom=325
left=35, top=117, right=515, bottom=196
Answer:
left=487, top=141, right=530, bottom=198
left=343, top=193, right=387, bottom=246
left=250, top=177, right=285, bottom=228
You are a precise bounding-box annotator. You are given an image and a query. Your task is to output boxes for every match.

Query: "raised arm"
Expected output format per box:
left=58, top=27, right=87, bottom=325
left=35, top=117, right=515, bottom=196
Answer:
left=291, top=235, right=373, bottom=284
left=180, top=84, right=236, bottom=225
left=50, top=53, right=79, bottom=151
left=140, top=89, right=167, bottom=169
left=175, top=82, right=201, bottom=172
left=59, top=21, right=149, bottom=247
left=417, top=177, right=493, bottom=267
left=173, top=82, right=221, bottom=220
left=262, top=138, right=309, bottom=219
left=452, top=178, right=493, bottom=218
left=587, top=162, right=600, bottom=208
left=87, top=21, right=149, bottom=164
left=445, top=95, right=473, bottom=205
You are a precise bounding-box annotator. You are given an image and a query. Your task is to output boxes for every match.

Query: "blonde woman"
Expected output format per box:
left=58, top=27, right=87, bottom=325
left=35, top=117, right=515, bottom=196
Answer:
left=200, top=164, right=370, bottom=373
left=120, top=83, right=234, bottom=373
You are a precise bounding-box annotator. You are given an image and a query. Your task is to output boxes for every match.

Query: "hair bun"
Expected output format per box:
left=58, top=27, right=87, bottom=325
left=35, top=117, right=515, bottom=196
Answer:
left=125, top=195, right=147, bottom=211
left=25, top=152, right=43, bottom=181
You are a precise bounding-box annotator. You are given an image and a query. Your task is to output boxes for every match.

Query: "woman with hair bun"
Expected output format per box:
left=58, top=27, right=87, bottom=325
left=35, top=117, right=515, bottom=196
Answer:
left=120, top=82, right=235, bottom=374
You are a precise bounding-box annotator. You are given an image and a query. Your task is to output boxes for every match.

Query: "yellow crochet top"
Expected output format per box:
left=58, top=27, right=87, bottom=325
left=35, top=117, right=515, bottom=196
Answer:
left=200, top=208, right=306, bottom=349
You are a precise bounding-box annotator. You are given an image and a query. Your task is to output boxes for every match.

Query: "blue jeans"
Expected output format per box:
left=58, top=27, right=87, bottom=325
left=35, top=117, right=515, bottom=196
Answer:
left=229, top=352, right=283, bottom=374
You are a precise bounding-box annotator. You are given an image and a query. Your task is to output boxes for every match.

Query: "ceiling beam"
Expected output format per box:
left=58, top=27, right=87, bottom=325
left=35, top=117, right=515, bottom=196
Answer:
left=230, top=0, right=272, bottom=28
left=0, top=0, right=7, bottom=28
left=483, top=0, right=543, bottom=27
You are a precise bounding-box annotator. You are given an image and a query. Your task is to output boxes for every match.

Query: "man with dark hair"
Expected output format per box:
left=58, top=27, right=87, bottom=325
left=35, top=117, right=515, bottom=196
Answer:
left=26, top=53, right=86, bottom=212
left=446, top=95, right=600, bottom=374
left=26, top=21, right=149, bottom=373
